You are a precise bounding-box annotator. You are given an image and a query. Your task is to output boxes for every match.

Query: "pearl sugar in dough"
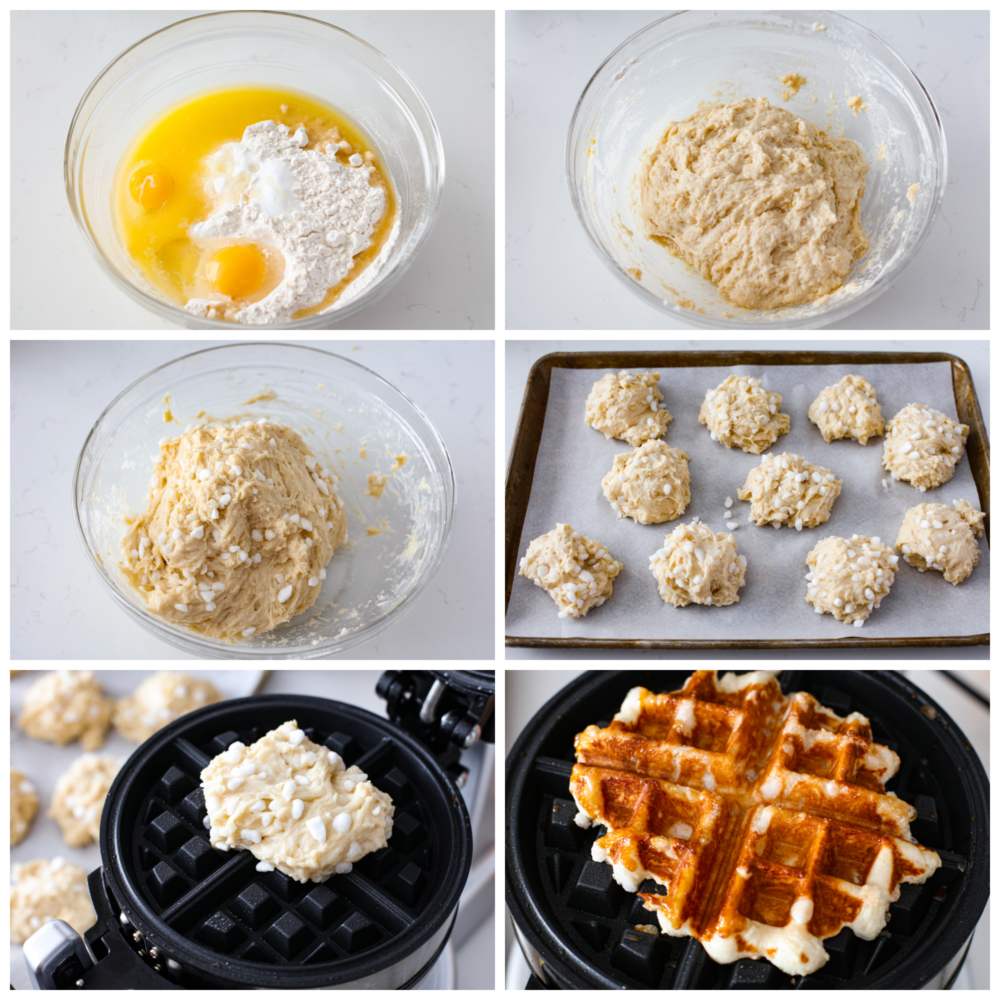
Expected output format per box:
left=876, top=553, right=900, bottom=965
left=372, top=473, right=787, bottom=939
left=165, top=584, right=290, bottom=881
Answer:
left=882, top=403, right=969, bottom=491
left=896, top=500, right=984, bottom=585
left=805, top=534, right=898, bottom=627
left=11, top=769, right=38, bottom=845
left=603, top=440, right=691, bottom=525
left=115, top=671, right=223, bottom=743
left=738, top=452, right=842, bottom=531
left=17, top=670, right=114, bottom=751
left=49, top=754, right=121, bottom=847
left=201, top=720, right=394, bottom=883
left=649, top=521, right=747, bottom=607
left=585, top=371, right=672, bottom=446
left=699, top=375, right=790, bottom=454
left=122, top=421, right=346, bottom=640
left=10, top=858, right=97, bottom=944
left=519, top=523, right=622, bottom=618
left=808, top=374, right=885, bottom=445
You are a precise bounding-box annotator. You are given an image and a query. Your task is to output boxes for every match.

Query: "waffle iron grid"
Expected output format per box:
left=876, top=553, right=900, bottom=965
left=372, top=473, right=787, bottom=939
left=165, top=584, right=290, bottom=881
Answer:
left=100, top=699, right=467, bottom=988
left=510, top=670, right=981, bottom=989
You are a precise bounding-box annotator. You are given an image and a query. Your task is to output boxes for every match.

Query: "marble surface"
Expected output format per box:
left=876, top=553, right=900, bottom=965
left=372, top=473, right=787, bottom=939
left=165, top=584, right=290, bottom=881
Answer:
left=506, top=10, right=988, bottom=330
left=12, top=340, right=494, bottom=659
left=505, top=339, right=989, bottom=660
left=12, top=10, right=494, bottom=330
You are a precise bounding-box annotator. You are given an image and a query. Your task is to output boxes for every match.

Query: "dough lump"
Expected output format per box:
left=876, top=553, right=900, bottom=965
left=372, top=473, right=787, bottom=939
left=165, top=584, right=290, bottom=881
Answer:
left=519, top=523, right=622, bottom=618
left=896, top=500, right=984, bottom=585
left=122, top=421, right=346, bottom=640
left=738, top=452, right=842, bottom=530
left=10, top=858, right=96, bottom=944
left=585, top=371, right=672, bottom=446
left=699, top=375, right=790, bottom=454
left=18, top=670, right=113, bottom=751
left=649, top=521, right=747, bottom=607
left=115, top=671, right=223, bottom=743
left=639, top=97, right=869, bottom=310
left=201, top=720, right=394, bottom=883
left=805, top=534, right=898, bottom=626
left=882, top=404, right=969, bottom=491
left=11, top=769, right=38, bottom=845
left=602, top=440, right=690, bottom=524
left=49, top=754, right=121, bottom=847
left=808, top=374, right=885, bottom=444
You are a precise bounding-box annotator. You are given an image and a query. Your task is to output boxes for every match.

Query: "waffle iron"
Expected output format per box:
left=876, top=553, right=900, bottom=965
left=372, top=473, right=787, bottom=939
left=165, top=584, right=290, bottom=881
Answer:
left=506, top=670, right=989, bottom=989
left=25, top=690, right=474, bottom=989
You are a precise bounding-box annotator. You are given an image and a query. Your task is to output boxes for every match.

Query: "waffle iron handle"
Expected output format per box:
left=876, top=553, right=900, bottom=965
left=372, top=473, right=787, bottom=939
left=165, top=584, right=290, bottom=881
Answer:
left=75, top=867, right=183, bottom=989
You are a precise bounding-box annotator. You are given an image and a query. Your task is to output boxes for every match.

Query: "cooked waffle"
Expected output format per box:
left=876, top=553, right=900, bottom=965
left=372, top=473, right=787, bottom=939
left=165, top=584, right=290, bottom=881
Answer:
left=569, top=670, right=941, bottom=976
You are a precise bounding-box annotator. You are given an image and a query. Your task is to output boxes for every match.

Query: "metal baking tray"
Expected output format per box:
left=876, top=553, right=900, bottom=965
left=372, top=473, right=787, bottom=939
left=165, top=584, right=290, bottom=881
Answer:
left=505, top=350, right=989, bottom=649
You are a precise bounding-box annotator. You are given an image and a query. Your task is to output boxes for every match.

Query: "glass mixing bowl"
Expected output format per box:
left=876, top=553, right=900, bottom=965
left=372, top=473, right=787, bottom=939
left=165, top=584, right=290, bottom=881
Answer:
left=65, top=11, right=444, bottom=329
left=567, top=11, right=947, bottom=329
left=73, top=344, right=455, bottom=658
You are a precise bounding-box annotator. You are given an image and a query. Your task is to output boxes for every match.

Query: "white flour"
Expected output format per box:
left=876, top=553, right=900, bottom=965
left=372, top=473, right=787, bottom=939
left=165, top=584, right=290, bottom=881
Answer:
left=185, top=121, right=387, bottom=325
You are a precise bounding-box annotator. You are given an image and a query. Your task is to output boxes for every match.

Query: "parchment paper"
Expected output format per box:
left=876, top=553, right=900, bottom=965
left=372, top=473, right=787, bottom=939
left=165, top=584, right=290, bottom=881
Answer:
left=507, top=360, right=989, bottom=642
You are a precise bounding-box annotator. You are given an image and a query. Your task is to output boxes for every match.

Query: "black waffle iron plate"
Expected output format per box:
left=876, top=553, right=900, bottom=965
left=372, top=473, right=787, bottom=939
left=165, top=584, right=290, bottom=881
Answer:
left=505, top=670, right=989, bottom=989
left=57, top=695, right=470, bottom=989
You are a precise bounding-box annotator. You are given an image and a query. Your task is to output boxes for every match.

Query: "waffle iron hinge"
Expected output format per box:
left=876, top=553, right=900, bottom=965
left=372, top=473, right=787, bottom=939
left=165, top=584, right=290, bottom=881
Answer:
left=377, top=671, right=495, bottom=786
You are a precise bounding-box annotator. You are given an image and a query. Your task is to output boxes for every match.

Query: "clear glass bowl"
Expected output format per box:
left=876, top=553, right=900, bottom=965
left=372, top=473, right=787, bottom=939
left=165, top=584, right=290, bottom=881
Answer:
left=567, top=11, right=947, bottom=329
left=65, top=11, right=444, bottom=329
left=73, top=344, right=456, bottom=658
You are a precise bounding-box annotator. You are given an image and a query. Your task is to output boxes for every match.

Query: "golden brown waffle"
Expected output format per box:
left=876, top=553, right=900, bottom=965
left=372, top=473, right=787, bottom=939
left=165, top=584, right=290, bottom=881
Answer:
left=569, top=670, right=941, bottom=976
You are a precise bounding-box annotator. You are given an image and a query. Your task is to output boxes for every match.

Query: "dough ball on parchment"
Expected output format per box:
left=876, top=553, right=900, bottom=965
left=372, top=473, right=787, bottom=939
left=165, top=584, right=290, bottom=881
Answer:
left=699, top=375, right=790, bottom=454
left=602, top=440, right=690, bottom=525
left=519, top=523, right=622, bottom=618
left=11, top=769, right=39, bottom=846
left=201, top=720, right=394, bottom=883
left=808, top=374, right=885, bottom=445
left=10, top=857, right=97, bottom=944
left=895, top=500, right=984, bottom=585
left=585, top=371, right=672, bottom=446
left=738, top=452, right=842, bottom=531
left=649, top=521, right=747, bottom=607
left=17, top=671, right=114, bottom=751
left=115, top=671, right=223, bottom=743
left=48, top=754, right=122, bottom=847
left=804, top=534, right=898, bottom=627
left=882, top=404, right=969, bottom=491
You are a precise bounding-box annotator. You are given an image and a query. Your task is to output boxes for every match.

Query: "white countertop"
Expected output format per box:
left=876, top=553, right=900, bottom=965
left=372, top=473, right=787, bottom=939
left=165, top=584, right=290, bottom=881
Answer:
left=505, top=10, right=988, bottom=330
left=12, top=10, right=494, bottom=330
left=505, top=339, right=989, bottom=660
left=12, top=340, right=494, bottom=660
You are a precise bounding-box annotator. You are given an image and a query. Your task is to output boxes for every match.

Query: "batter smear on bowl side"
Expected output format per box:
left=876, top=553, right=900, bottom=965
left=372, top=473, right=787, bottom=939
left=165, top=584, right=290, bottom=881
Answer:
left=113, top=86, right=397, bottom=324
left=638, top=97, right=869, bottom=310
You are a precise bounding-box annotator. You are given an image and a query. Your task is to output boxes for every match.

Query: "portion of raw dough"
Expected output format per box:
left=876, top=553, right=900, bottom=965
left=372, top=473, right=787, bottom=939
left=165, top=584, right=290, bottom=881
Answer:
left=808, top=374, right=885, bottom=445
left=738, top=452, right=842, bottom=531
left=805, top=534, right=898, bottom=626
left=115, top=671, right=223, bottom=743
left=519, top=523, right=622, bottom=618
left=602, top=440, right=691, bottom=525
left=201, top=720, right=394, bottom=883
left=638, top=97, right=869, bottom=310
left=882, top=404, right=969, bottom=491
left=11, top=769, right=38, bottom=846
left=699, top=375, right=791, bottom=454
left=49, top=754, right=122, bottom=847
left=895, top=500, right=984, bottom=585
left=649, top=521, right=747, bottom=607
left=585, top=371, right=672, bottom=446
left=18, top=671, right=114, bottom=751
left=10, top=858, right=97, bottom=944
left=121, top=421, right=347, bottom=640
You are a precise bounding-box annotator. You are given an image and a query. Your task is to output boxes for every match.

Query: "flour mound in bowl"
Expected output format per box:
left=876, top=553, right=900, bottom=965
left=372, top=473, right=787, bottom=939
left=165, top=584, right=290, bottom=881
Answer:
left=638, top=97, right=869, bottom=310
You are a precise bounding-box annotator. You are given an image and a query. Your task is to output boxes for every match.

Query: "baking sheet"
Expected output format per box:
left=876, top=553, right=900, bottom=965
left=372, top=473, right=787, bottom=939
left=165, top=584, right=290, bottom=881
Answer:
left=506, top=360, right=989, bottom=642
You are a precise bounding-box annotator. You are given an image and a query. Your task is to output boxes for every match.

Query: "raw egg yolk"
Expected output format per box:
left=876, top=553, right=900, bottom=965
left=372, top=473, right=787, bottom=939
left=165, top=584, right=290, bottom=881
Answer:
left=129, top=164, right=174, bottom=211
left=206, top=245, right=267, bottom=299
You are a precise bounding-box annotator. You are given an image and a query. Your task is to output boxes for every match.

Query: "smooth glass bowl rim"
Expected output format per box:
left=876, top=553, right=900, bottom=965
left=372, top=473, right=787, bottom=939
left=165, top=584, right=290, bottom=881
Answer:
left=72, top=342, right=457, bottom=658
left=65, top=10, right=446, bottom=330
left=565, top=10, right=948, bottom=330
